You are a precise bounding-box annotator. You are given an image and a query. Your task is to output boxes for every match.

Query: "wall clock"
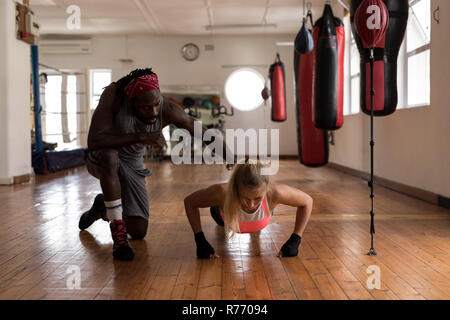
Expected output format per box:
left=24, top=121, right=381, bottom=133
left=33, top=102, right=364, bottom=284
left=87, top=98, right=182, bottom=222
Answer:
left=181, top=43, right=200, bottom=61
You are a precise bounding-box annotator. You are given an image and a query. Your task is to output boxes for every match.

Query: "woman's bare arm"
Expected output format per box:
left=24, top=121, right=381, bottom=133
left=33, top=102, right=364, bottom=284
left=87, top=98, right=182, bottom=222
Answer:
left=184, top=184, right=226, bottom=234
left=269, top=183, right=313, bottom=257
left=270, top=183, right=313, bottom=237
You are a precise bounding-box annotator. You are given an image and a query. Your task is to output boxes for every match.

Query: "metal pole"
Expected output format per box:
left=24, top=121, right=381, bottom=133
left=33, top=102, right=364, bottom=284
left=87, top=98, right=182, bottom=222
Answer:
left=368, top=47, right=377, bottom=256
left=31, top=45, right=43, bottom=152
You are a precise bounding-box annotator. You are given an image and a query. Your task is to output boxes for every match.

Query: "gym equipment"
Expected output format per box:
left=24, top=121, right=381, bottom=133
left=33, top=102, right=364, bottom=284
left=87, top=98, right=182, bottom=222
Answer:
left=351, top=0, right=409, bottom=116
left=294, top=48, right=329, bottom=167
left=261, top=86, right=270, bottom=101
left=211, top=95, right=220, bottom=106
left=46, top=149, right=86, bottom=172
left=353, top=0, right=392, bottom=256
left=195, top=98, right=202, bottom=107
left=295, top=8, right=314, bottom=54
left=184, top=105, right=202, bottom=119
left=182, top=97, right=195, bottom=108
left=202, top=99, right=213, bottom=109
left=212, top=105, right=234, bottom=118
left=269, top=53, right=287, bottom=122
left=312, top=4, right=345, bottom=131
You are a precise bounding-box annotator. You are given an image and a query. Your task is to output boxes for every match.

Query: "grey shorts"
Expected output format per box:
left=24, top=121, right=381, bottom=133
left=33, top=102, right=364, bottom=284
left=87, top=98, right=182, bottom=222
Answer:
left=86, top=150, right=151, bottom=220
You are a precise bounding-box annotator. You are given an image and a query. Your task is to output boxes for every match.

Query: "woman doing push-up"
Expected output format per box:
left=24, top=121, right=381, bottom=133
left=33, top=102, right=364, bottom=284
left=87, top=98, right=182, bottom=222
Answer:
left=184, top=161, right=313, bottom=258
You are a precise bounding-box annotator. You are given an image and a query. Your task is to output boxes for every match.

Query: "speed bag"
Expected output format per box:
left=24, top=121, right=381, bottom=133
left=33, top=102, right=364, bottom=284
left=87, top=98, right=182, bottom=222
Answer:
left=350, top=0, right=409, bottom=116
left=312, top=4, right=345, bottom=131
left=294, top=49, right=329, bottom=167
left=295, top=22, right=314, bottom=54
left=269, top=60, right=287, bottom=122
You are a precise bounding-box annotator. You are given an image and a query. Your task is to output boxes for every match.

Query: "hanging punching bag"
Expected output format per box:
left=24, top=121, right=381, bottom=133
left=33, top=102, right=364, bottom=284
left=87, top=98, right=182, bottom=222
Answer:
left=295, top=49, right=329, bottom=167
left=313, top=4, right=345, bottom=131
left=295, top=20, right=314, bottom=54
left=351, top=0, right=409, bottom=116
left=269, top=54, right=287, bottom=122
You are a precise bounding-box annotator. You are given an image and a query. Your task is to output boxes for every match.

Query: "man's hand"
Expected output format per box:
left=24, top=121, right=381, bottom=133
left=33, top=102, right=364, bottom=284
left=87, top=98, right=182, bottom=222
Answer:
left=139, top=132, right=166, bottom=148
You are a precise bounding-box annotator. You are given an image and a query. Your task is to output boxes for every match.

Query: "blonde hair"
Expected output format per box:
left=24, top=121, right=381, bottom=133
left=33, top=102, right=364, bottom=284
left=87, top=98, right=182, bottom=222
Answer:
left=223, top=161, right=269, bottom=237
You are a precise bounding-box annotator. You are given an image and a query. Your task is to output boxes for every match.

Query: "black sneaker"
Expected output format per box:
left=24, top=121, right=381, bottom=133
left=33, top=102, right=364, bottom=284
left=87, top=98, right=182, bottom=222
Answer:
left=110, top=219, right=135, bottom=261
left=210, top=206, right=224, bottom=227
left=78, top=194, right=107, bottom=230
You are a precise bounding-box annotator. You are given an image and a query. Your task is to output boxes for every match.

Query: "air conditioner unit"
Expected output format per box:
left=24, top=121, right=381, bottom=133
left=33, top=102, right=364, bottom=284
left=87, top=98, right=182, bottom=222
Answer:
left=39, top=39, right=92, bottom=54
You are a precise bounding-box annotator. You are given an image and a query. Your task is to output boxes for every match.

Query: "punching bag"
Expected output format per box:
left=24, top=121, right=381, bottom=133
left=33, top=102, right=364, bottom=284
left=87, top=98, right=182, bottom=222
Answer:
left=313, top=4, right=345, bottom=131
left=269, top=54, right=287, bottom=122
left=295, top=50, right=329, bottom=167
left=295, top=20, right=314, bottom=54
left=351, top=0, right=409, bottom=116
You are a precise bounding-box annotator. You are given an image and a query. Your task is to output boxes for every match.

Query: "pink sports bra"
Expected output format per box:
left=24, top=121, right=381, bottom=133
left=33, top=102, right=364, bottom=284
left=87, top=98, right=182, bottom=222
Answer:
left=220, top=197, right=272, bottom=234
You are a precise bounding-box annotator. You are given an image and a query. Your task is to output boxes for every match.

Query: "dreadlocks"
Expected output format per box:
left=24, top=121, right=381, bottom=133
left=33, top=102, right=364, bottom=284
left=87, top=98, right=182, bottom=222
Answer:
left=115, top=68, right=155, bottom=92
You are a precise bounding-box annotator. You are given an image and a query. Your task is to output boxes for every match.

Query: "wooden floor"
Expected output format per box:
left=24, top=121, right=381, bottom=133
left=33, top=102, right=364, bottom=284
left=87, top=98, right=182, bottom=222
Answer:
left=0, top=160, right=449, bottom=300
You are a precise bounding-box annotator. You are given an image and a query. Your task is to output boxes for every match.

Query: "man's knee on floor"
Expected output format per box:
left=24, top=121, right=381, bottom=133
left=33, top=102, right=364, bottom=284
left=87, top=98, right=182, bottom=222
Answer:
left=128, top=229, right=147, bottom=240
left=124, top=217, right=148, bottom=240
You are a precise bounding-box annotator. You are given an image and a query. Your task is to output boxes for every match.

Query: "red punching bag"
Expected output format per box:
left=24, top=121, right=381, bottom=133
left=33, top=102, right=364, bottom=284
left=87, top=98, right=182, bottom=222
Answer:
left=312, top=4, right=345, bottom=131
left=354, top=0, right=389, bottom=48
left=294, top=49, right=329, bottom=167
left=351, top=0, right=409, bottom=116
left=269, top=54, right=287, bottom=122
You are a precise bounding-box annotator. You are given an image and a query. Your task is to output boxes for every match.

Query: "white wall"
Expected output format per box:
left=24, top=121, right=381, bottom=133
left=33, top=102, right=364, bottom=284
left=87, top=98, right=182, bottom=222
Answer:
left=40, top=34, right=298, bottom=155
left=330, top=0, right=450, bottom=198
left=0, top=0, right=32, bottom=184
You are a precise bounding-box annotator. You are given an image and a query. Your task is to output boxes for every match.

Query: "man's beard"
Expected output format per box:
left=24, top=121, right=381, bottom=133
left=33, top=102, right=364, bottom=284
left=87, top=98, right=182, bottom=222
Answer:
left=136, top=114, right=157, bottom=125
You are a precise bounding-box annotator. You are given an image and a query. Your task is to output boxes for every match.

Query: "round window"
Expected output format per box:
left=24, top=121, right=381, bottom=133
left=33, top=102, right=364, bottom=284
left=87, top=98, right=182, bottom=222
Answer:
left=224, top=68, right=265, bottom=111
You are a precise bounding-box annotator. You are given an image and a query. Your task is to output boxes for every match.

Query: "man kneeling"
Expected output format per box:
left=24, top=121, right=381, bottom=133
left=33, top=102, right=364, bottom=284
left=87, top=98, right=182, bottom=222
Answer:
left=80, top=68, right=215, bottom=261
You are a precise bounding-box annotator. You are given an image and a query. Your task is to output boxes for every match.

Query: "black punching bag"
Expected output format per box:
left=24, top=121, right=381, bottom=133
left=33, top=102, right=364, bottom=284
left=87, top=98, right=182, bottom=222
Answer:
left=351, top=0, right=409, bottom=116
left=313, top=4, right=345, bottom=131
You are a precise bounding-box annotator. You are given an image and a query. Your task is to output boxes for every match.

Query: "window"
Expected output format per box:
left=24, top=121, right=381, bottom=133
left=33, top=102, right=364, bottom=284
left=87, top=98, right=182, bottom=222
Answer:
left=90, top=69, right=112, bottom=109
left=44, top=75, right=62, bottom=137
left=344, top=16, right=361, bottom=116
left=349, top=28, right=361, bottom=115
left=43, top=74, right=79, bottom=149
left=67, top=75, right=78, bottom=142
left=225, top=68, right=265, bottom=111
left=405, top=0, right=431, bottom=108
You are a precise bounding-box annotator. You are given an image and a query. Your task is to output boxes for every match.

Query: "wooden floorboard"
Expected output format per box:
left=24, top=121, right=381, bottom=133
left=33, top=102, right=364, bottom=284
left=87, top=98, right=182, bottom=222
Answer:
left=0, top=160, right=449, bottom=300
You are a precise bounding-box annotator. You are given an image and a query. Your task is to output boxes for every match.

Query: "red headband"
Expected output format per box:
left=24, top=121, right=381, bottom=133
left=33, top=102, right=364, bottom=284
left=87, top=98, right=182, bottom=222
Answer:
left=124, top=74, right=160, bottom=98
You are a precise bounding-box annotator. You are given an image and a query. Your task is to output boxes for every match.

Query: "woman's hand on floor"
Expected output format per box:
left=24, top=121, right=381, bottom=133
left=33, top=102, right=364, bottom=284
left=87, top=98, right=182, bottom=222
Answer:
left=195, top=231, right=220, bottom=259
left=277, top=233, right=302, bottom=257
